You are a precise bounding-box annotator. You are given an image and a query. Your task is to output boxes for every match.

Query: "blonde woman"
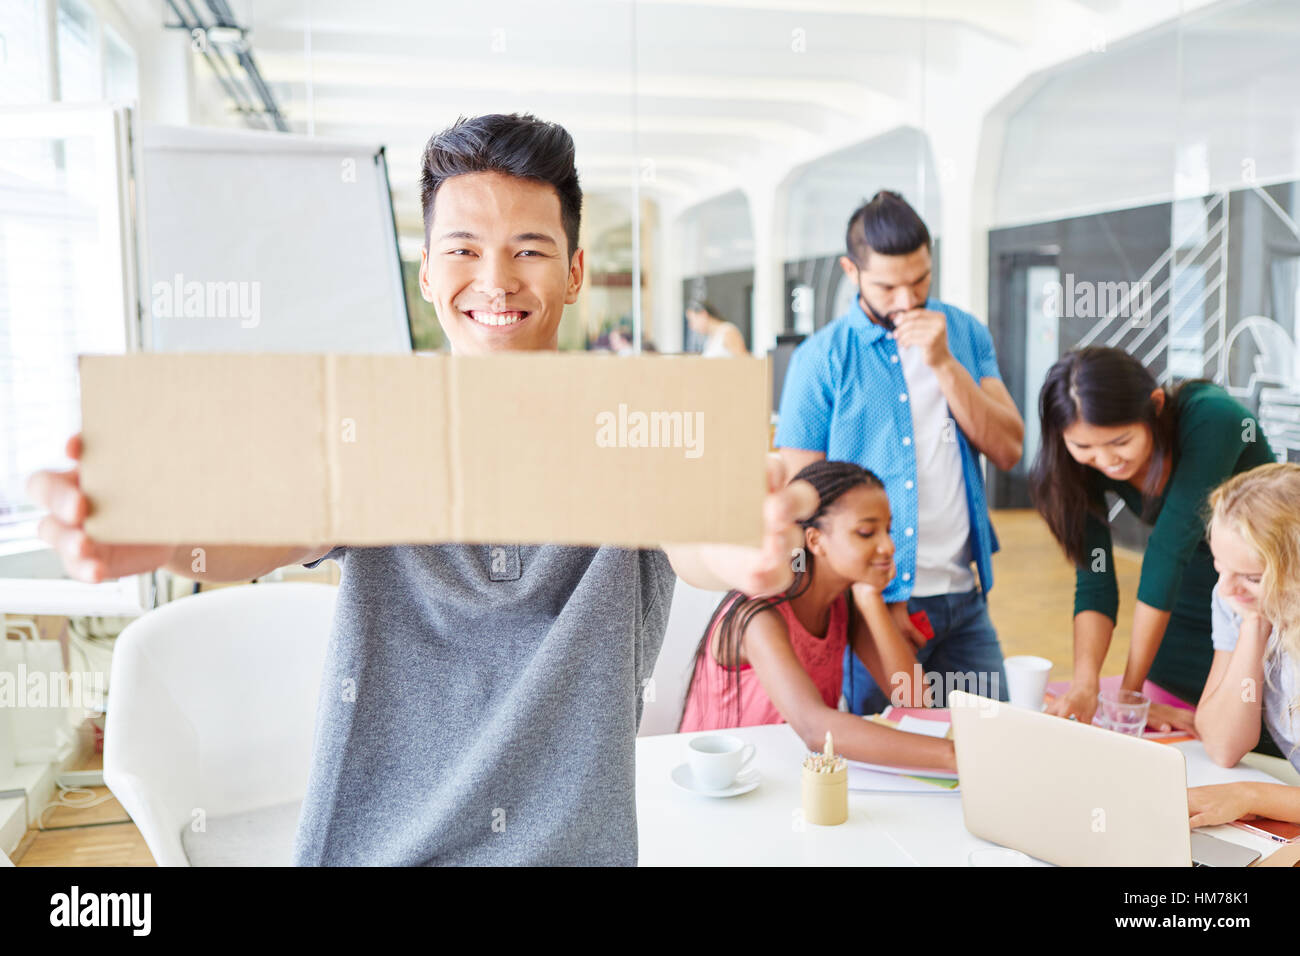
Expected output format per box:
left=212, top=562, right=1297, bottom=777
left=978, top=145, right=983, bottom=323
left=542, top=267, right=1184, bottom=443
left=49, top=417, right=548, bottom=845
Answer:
left=1188, top=462, right=1300, bottom=827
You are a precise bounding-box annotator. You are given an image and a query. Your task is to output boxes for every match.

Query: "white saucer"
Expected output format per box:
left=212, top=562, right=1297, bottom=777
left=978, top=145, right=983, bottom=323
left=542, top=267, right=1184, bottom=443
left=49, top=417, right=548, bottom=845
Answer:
left=671, top=762, right=760, bottom=798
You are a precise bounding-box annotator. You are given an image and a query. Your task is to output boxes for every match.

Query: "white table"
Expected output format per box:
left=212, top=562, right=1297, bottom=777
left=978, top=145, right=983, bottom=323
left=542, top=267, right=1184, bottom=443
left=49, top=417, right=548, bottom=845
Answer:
left=635, top=723, right=1288, bottom=866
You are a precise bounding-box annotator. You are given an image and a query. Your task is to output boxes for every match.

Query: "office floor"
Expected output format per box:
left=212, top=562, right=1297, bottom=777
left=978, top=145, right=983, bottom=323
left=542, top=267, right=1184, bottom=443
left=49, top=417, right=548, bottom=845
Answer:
left=9, top=750, right=154, bottom=866
left=10, top=509, right=1138, bottom=867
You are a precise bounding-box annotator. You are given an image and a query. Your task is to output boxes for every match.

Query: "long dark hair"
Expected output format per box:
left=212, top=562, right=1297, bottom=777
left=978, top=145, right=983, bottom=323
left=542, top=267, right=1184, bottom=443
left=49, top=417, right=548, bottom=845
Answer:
left=676, top=460, right=886, bottom=730
left=1029, top=347, right=1181, bottom=566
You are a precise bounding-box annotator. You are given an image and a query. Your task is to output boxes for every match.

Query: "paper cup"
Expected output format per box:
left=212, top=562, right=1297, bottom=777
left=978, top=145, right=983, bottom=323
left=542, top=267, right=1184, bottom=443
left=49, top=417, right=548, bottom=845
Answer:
left=1003, top=655, right=1052, bottom=711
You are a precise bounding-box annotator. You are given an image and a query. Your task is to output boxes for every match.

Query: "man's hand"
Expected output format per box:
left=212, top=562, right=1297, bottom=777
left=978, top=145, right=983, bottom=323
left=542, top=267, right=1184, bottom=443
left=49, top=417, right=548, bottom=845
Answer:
left=664, top=454, right=819, bottom=596
left=893, top=308, right=1024, bottom=472
left=892, top=308, right=951, bottom=369
left=888, top=600, right=928, bottom=652
left=26, top=434, right=178, bottom=583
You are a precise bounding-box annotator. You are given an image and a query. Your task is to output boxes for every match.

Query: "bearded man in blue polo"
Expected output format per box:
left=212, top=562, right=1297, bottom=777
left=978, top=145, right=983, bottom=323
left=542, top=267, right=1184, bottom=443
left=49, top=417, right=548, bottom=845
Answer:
left=776, top=190, right=1024, bottom=712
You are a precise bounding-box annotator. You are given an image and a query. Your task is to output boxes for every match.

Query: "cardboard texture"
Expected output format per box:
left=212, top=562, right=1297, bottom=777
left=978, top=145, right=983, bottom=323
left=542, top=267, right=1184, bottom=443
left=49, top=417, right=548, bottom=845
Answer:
left=78, top=352, right=770, bottom=548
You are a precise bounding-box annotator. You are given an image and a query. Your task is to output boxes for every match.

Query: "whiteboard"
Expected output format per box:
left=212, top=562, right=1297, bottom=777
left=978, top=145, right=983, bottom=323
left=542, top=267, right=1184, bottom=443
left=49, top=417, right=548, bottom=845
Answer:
left=136, top=124, right=411, bottom=353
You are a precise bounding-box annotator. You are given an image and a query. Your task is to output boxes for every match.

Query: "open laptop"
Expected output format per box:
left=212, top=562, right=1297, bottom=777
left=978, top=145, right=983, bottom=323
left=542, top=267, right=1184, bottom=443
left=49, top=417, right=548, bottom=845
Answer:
left=948, top=690, right=1260, bottom=866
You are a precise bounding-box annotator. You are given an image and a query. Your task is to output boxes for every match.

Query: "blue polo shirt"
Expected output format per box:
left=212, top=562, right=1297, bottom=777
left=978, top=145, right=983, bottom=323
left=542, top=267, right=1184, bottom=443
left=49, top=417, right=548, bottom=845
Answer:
left=774, top=296, right=1002, bottom=603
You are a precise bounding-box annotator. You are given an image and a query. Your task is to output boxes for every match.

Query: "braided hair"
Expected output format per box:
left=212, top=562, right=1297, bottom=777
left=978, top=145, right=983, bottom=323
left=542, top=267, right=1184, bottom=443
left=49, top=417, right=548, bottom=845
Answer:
left=677, top=460, right=887, bottom=730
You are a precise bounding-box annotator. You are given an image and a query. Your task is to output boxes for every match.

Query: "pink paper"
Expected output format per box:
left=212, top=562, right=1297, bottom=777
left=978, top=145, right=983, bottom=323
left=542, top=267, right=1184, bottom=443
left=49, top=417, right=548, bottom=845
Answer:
left=880, top=706, right=951, bottom=722
left=1044, top=675, right=1194, bottom=711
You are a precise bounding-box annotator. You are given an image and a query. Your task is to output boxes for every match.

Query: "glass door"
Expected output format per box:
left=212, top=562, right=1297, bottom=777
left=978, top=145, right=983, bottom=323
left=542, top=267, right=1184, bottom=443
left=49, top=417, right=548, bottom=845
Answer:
left=988, top=251, right=1058, bottom=508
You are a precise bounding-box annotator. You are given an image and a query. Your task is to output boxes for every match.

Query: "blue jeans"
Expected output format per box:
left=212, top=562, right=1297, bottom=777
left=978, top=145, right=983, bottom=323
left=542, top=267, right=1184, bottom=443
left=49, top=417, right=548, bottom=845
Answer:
left=843, top=588, right=1009, bottom=714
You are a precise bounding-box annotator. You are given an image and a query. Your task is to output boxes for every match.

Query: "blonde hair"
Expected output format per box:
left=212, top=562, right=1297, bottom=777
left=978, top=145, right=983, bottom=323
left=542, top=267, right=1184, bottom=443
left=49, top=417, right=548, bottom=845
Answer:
left=1207, top=462, right=1300, bottom=751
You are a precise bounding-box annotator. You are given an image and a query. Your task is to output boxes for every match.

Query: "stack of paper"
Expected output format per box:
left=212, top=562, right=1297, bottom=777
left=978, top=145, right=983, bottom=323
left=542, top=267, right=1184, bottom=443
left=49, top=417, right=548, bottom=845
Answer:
left=846, top=764, right=959, bottom=794
left=848, top=709, right=960, bottom=793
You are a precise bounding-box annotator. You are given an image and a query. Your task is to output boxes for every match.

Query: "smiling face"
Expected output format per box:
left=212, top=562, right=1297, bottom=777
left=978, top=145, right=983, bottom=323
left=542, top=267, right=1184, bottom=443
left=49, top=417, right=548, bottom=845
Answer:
left=418, top=171, right=583, bottom=354
left=1060, top=419, right=1156, bottom=483
left=1210, top=519, right=1266, bottom=615
left=804, top=485, right=896, bottom=589
left=839, top=245, right=931, bottom=325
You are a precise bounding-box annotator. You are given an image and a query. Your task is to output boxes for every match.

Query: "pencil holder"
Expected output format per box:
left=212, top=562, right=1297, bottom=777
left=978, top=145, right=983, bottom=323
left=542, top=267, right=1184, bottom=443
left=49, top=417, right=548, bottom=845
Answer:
left=801, top=762, right=848, bottom=826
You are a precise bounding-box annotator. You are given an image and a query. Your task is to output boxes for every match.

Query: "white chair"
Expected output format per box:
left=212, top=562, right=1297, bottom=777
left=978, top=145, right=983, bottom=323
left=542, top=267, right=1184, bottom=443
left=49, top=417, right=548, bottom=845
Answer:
left=104, top=582, right=337, bottom=866
left=639, top=579, right=728, bottom=736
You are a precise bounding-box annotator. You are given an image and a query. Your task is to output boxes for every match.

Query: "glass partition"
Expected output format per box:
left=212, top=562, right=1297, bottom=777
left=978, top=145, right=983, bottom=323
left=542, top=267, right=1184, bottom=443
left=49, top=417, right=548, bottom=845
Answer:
left=983, top=1, right=1181, bottom=523
left=1172, top=0, right=1300, bottom=462
left=630, top=1, right=930, bottom=360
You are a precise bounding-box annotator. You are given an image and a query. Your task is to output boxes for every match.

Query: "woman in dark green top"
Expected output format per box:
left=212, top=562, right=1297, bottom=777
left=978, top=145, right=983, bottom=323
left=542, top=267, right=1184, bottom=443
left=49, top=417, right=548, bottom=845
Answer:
left=1029, top=347, right=1276, bottom=735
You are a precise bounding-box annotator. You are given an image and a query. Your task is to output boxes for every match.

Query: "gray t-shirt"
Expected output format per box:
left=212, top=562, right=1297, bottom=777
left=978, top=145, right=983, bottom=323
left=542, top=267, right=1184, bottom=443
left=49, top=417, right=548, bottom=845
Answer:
left=1210, top=587, right=1300, bottom=771
left=293, top=543, right=676, bottom=865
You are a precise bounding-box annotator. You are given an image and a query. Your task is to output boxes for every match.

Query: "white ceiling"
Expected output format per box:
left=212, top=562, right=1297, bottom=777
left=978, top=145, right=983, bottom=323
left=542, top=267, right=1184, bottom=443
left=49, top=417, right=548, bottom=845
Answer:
left=995, top=0, right=1300, bottom=225
left=156, top=0, right=1247, bottom=241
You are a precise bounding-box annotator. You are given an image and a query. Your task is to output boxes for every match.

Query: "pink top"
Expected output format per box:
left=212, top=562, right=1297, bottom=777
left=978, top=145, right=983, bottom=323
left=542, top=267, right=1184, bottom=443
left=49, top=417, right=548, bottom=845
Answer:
left=679, top=592, right=848, bottom=732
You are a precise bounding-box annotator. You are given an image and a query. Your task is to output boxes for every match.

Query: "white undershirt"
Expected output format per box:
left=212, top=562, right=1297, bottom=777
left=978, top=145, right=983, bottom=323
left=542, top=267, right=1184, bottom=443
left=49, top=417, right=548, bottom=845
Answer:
left=897, top=340, right=975, bottom=597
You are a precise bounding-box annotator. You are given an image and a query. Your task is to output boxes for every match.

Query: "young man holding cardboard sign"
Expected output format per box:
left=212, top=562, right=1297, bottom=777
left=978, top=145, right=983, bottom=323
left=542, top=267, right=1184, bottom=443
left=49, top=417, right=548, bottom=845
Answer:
left=27, top=113, right=816, bottom=866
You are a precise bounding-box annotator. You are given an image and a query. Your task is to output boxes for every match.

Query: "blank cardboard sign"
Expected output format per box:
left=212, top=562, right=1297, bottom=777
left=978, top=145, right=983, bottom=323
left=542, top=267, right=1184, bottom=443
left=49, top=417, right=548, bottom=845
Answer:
left=78, top=352, right=770, bottom=548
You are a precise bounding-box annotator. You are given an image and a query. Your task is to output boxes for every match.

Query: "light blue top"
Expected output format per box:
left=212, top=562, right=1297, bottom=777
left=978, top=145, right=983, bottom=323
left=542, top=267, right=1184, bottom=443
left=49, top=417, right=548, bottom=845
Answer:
left=774, top=296, right=1002, bottom=603
left=1210, top=587, right=1300, bottom=772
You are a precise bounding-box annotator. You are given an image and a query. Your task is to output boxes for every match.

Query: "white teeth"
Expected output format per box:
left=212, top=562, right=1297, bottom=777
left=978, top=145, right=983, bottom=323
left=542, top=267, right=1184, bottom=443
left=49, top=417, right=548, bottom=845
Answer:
left=468, top=310, right=526, bottom=327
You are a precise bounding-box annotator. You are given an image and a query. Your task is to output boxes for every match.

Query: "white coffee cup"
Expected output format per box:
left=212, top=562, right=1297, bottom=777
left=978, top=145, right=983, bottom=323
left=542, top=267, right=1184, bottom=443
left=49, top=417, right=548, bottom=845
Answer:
left=687, top=735, right=756, bottom=790
left=1004, top=655, right=1052, bottom=711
